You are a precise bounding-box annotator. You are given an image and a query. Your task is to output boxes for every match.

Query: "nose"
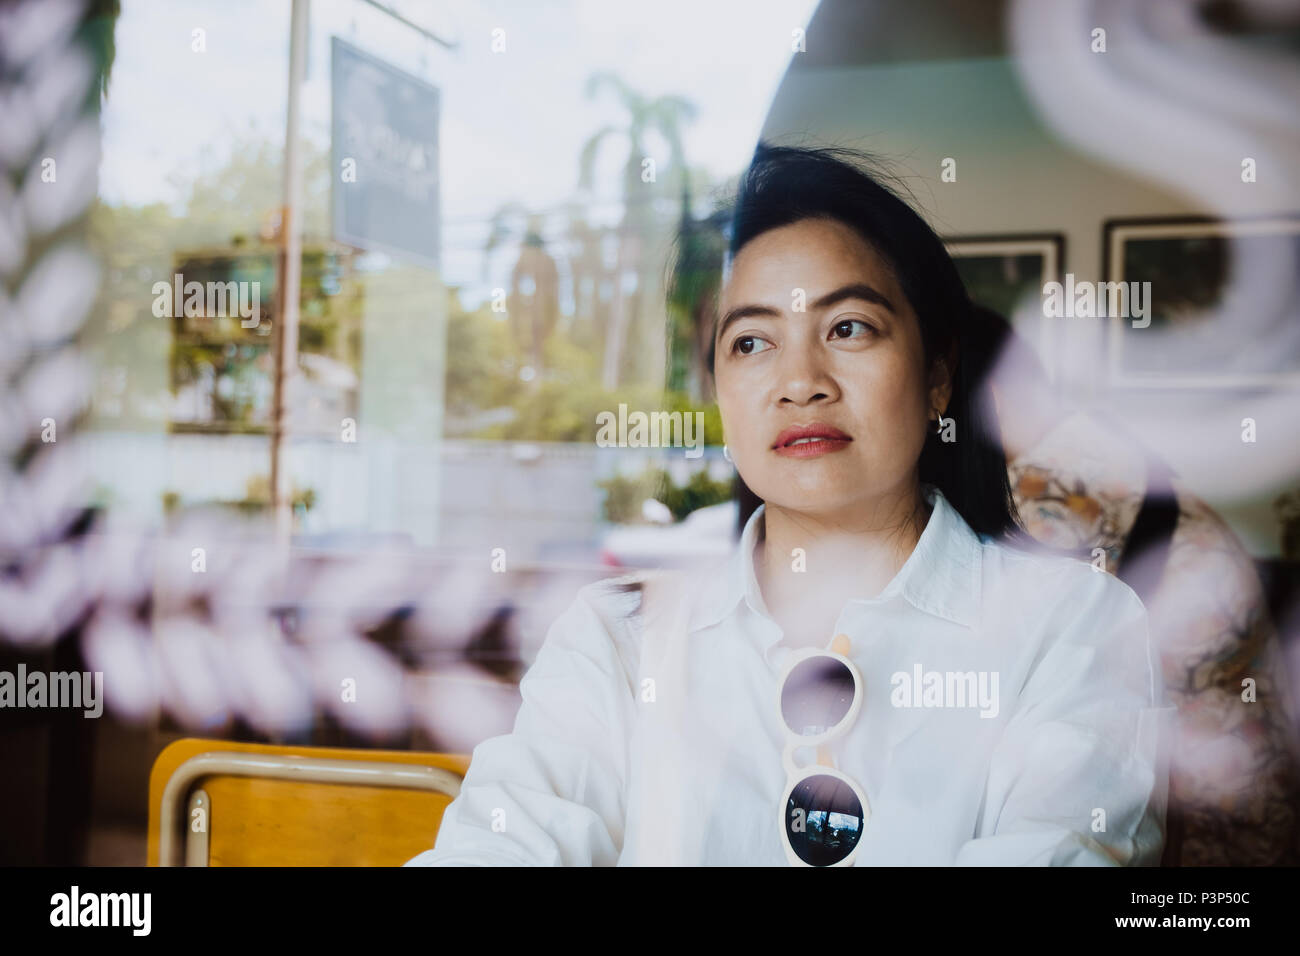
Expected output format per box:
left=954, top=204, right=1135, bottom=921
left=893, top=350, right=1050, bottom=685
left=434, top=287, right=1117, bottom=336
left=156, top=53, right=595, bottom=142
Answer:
left=775, top=341, right=839, bottom=407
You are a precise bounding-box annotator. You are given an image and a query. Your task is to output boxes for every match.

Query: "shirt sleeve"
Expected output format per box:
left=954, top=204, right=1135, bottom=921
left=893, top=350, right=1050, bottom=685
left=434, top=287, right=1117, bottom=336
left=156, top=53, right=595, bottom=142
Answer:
left=953, top=567, right=1175, bottom=866
left=404, top=583, right=638, bottom=866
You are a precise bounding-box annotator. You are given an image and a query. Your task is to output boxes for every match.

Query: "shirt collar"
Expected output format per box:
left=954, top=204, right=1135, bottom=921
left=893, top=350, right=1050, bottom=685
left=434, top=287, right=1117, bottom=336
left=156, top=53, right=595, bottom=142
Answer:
left=687, top=483, right=984, bottom=633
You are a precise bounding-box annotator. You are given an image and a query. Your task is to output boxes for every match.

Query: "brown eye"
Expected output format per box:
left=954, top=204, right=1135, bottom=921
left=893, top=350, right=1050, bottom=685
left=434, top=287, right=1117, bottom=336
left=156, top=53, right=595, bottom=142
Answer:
left=733, top=335, right=773, bottom=356
left=832, top=319, right=875, bottom=339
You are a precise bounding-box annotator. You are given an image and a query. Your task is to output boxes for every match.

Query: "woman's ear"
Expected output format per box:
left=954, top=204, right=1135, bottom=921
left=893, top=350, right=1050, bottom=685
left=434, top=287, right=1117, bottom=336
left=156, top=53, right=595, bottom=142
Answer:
left=928, top=343, right=957, bottom=419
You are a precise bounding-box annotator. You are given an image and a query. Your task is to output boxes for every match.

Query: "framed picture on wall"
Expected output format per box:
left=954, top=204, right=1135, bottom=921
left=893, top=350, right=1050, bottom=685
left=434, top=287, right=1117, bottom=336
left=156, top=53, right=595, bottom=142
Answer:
left=1103, top=215, right=1300, bottom=387
left=944, top=233, right=1065, bottom=382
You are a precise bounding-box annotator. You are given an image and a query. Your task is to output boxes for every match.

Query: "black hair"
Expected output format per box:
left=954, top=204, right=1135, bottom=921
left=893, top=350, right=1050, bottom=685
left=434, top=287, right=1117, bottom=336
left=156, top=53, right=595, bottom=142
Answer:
left=712, top=142, right=1024, bottom=543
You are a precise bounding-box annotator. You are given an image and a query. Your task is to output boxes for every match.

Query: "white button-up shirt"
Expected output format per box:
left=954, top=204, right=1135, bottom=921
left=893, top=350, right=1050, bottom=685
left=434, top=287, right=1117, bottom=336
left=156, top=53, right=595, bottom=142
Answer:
left=407, top=484, right=1174, bottom=866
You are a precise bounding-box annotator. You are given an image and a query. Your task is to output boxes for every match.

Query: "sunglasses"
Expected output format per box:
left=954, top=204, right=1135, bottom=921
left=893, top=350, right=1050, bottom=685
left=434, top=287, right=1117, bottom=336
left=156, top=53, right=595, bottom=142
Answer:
left=776, top=633, right=871, bottom=867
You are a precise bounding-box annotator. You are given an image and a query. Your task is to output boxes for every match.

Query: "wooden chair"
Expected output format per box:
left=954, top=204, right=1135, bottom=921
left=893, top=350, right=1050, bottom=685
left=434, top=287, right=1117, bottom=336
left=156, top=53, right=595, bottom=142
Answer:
left=147, top=738, right=470, bottom=866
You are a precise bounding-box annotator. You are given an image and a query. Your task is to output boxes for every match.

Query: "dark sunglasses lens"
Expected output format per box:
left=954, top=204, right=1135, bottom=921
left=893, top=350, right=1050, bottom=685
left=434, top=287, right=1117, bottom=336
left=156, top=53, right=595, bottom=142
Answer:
left=781, top=656, right=855, bottom=735
left=785, top=774, right=865, bottom=866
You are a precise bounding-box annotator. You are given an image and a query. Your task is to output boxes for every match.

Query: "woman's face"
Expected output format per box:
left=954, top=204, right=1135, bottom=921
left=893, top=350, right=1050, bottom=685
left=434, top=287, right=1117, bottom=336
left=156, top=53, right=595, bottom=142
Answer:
left=712, top=217, right=950, bottom=522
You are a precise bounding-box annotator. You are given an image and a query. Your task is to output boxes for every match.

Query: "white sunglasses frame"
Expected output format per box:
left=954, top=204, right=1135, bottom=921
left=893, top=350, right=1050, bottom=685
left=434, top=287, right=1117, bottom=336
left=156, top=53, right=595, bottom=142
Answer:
left=775, top=643, right=871, bottom=867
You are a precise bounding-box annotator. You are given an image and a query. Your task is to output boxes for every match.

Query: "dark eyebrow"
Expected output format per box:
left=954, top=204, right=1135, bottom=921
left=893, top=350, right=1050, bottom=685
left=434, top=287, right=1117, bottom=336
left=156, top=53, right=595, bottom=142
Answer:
left=714, top=282, right=896, bottom=345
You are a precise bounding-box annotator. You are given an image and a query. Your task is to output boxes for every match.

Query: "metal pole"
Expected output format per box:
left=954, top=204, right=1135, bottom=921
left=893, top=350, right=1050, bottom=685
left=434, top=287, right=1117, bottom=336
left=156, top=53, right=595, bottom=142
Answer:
left=271, top=0, right=309, bottom=556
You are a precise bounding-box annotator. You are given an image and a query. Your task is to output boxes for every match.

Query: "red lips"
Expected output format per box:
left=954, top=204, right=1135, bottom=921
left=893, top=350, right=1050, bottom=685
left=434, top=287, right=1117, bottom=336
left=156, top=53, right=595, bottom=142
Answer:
left=772, top=423, right=853, bottom=458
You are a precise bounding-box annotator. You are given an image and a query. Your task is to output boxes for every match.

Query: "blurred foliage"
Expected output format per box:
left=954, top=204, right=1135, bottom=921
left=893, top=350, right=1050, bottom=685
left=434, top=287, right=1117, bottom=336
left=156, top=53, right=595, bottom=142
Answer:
left=445, top=286, right=723, bottom=443
left=666, top=206, right=729, bottom=396
left=598, top=465, right=731, bottom=524
left=579, top=72, right=697, bottom=391
left=241, top=474, right=316, bottom=513
left=81, top=0, right=121, bottom=112
left=161, top=476, right=315, bottom=515
left=462, top=375, right=723, bottom=447
left=160, top=244, right=363, bottom=435
left=661, top=467, right=732, bottom=520
left=86, top=130, right=355, bottom=434
left=87, top=78, right=732, bottom=444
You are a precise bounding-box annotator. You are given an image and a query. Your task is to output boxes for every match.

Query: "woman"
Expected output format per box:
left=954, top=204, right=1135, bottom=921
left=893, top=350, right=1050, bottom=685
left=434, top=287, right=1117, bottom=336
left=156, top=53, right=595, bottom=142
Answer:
left=407, top=144, right=1173, bottom=866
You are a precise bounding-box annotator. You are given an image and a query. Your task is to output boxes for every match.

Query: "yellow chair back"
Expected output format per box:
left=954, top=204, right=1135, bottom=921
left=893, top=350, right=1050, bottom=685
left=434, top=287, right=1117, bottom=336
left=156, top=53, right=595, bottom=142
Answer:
left=147, top=738, right=470, bottom=866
